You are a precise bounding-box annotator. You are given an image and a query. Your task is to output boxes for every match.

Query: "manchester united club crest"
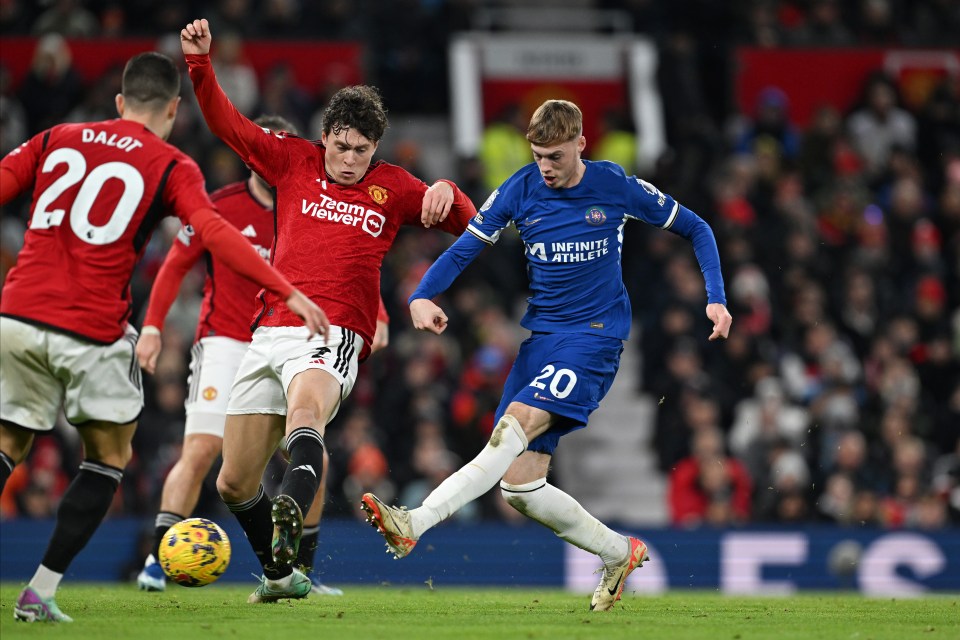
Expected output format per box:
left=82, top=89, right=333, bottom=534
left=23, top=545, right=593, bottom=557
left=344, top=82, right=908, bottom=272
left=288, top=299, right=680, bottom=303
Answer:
left=368, top=185, right=388, bottom=205
left=585, top=207, right=606, bottom=226
left=202, top=387, right=218, bottom=401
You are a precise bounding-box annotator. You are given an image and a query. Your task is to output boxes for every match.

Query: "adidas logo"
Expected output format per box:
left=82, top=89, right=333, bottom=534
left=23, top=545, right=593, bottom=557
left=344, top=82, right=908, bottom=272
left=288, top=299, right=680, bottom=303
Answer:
left=294, top=464, right=316, bottom=477
left=241, top=224, right=257, bottom=237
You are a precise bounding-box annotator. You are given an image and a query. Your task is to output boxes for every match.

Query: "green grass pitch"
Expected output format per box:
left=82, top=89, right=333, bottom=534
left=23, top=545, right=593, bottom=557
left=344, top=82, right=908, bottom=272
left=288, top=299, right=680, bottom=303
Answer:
left=0, top=583, right=957, bottom=639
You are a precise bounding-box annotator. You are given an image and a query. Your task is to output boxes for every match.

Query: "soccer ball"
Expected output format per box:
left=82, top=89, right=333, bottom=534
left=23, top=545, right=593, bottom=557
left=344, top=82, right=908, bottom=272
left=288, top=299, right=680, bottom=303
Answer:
left=158, top=518, right=231, bottom=587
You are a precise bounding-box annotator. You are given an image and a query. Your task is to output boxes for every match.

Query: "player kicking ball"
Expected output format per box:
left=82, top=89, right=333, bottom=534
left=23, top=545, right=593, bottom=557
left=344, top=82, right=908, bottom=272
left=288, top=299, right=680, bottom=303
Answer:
left=362, top=99, right=732, bottom=611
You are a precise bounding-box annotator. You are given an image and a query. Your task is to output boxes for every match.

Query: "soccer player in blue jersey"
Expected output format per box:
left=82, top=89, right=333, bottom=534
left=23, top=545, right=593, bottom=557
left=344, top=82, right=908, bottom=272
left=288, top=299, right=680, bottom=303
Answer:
left=361, top=99, right=732, bottom=611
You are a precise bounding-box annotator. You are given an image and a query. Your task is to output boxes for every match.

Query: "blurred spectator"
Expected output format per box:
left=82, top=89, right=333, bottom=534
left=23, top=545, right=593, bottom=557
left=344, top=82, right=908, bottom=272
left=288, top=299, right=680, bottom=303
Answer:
left=729, top=377, right=810, bottom=466
left=342, top=442, right=395, bottom=520
left=0, top=65, right=27, bottom=157
left=205, top=0, right=255, bottom=37
left=759, top=448, right=811, bottom=522
left=817, top=471, right=857, bottom=524
left=210, top=31, right=259, bottom=116
left=65, top=63, right=123, bottom=124
left=0, top=0, right=32, bottom=34
left=847, top=73, right=917, bottom=181
left=668, top=427, right=752, bottom=527
left=799, top=104, right=856, bottom=197
left=787, top=0, right=855, bottom=45
left=17, top=33, right=84, bottom=135
left=32, top=0, right=98, bottom=37
left=734, top=86, right=800, bottom=162
left=399, top=420, right=479, bottom=524
left=931, top=438, right=960, bottom=523
left=907, top=0, right=960, bottom=46
left=1, top=5, right=958, bottom=533
left=255, top=62, right=311, bottom=134
left=856, top=0, right=900, bottom=45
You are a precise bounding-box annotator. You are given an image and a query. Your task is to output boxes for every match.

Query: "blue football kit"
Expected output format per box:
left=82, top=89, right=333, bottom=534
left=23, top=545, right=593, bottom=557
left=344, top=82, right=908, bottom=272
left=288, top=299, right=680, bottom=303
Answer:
left=411, top=160, right=726, bottom=453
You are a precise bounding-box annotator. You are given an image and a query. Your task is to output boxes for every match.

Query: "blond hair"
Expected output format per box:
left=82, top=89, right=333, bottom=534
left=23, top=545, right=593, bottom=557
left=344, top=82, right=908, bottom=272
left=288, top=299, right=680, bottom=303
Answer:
left=526, top=100, right=583, bottom=146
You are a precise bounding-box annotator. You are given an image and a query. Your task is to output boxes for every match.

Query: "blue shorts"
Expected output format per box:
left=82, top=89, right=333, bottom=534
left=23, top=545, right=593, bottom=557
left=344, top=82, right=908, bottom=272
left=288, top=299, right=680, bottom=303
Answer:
left=494, top=332, right=623, bottom=455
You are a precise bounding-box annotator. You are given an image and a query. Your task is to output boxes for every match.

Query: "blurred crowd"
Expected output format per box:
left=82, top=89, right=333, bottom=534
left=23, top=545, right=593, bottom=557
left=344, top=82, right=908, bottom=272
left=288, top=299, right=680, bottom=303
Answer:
left=0, top=0, right=958, bottom=532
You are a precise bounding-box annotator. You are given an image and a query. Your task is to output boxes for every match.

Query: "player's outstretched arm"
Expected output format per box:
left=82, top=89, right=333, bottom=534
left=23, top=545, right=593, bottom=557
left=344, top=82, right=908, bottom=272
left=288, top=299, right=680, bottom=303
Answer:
left=706, top=302, right=732, bottom=341
left=182, top=19, right=271, bottom=169
left=410, top=298, right=448, bottom=334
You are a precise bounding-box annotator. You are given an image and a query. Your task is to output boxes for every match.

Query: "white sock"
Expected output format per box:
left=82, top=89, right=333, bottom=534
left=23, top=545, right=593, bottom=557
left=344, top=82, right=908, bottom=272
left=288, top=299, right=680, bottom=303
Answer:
left=29, top=566, right=63, bottom=599
left=500, top=479, right=629, bottom=567
left=410, top=415, right=528, bottom=538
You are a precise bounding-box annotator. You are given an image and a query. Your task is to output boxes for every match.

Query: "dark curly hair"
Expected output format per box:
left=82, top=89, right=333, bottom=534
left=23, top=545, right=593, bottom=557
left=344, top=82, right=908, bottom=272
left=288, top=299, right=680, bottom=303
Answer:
left=320, top=85, right=388, bottom=143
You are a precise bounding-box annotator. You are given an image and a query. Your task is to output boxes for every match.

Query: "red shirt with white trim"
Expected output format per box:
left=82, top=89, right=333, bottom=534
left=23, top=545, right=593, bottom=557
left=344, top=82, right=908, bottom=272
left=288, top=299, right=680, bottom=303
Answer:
left=1, top=119, right=215, bottom=344
left=187, top=53, right=475, bottom=356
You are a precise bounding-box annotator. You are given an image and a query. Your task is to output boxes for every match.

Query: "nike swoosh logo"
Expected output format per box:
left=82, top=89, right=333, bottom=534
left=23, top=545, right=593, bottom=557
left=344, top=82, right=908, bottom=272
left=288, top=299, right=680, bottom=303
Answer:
left=607, top=574, right=623, bottom=596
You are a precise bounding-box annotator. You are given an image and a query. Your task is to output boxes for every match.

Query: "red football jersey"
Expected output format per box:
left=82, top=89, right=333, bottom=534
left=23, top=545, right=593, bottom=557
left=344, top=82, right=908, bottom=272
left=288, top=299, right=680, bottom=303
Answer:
left=188, top=54, right=476, bottom=355
left=175, top=181, right=275, bottom=343
left=0, top=119, right=214, bottom=344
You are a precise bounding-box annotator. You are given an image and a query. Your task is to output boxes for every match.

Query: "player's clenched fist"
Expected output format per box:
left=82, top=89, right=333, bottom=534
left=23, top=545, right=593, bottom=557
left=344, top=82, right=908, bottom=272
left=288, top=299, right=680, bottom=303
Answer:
left=181, top=18, right=212, bottom=56
left=410, top=298, right=448, bottom=334
left=420, top=180, right=454, bottom=228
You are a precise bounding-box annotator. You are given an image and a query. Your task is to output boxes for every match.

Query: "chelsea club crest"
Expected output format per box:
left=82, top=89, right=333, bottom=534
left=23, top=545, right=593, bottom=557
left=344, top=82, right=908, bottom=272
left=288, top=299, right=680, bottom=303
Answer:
left=585, top=207, right=606, bottom=226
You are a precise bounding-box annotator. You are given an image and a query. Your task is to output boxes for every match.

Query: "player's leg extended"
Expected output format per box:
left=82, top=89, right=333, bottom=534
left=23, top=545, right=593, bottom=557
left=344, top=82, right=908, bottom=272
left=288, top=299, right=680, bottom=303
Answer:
left=217, top=412, right=286, bottom=577
left=298, top=449, right=343, bottom=595
left=361, top=401, right=548, bottom=558
left=499, top=451, right=648, bottom=611
left=273, top=369, right=341, bottom=566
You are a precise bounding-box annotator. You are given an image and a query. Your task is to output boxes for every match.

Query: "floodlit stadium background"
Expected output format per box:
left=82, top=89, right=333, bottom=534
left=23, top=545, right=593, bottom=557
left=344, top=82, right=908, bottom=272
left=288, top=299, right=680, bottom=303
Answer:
left=1, top=0, right=958, bottom=595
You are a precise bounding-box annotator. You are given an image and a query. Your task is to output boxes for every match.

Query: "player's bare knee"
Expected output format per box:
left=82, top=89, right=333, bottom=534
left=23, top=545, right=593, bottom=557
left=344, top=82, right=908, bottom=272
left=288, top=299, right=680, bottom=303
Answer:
left=215, top=471, right=248, bottom=503
left=488, top=414, right=528, bottom=449
left=286, top=408, right=324, bottom=433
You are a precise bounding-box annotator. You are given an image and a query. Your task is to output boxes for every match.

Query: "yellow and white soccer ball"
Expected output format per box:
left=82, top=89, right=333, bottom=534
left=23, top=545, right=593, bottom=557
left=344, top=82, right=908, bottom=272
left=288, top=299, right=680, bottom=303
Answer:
left=158, top=518, right=232, bottom=587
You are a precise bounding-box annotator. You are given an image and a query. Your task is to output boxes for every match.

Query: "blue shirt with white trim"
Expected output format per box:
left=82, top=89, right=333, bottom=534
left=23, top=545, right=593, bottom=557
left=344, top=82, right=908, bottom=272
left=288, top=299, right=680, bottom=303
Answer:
left=411, top=160, right=725, bottom=341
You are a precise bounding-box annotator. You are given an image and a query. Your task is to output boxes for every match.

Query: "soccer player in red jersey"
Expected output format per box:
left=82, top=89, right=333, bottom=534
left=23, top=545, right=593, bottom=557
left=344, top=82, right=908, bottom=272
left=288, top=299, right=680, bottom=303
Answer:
left=180, top=18, right=477, bottom=602
left=0, top=52, right=327, bottom=623
left=134, top=115, right=385, bottom=596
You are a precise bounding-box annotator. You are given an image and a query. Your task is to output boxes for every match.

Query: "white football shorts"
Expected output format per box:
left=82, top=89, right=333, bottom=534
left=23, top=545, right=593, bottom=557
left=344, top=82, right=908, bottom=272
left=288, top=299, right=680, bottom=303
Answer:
left=184, top=336, right=250, bottom=437
left=0, top=316, right=142, bottom=430
left=226, top=325, right=361, bottom=420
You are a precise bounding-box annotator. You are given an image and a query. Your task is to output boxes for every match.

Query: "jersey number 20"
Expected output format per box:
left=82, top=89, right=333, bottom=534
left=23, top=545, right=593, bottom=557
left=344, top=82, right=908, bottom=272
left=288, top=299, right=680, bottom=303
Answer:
left=529, top=365, right=578, bottom=399
left=30, top=147, right=145, bottom=245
